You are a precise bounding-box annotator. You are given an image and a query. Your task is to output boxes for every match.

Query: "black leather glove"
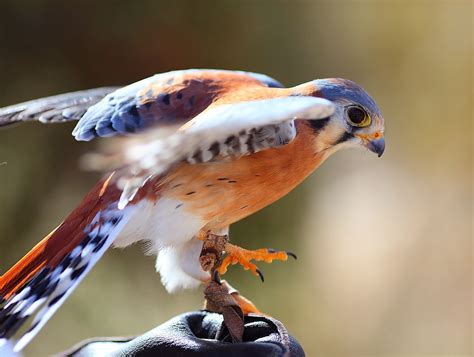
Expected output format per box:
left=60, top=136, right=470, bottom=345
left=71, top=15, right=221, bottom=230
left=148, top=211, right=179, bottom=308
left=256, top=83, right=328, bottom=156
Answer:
left=62, top=310, right=305, bottom=357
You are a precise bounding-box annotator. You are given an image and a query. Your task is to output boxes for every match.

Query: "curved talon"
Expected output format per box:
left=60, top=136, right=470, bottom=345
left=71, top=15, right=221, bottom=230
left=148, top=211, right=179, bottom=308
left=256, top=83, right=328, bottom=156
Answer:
left=212, top=270, right=222, bottom=285
left=255, top=268, right=265, bottom=283
left=286, top=251, right=297, bottom=260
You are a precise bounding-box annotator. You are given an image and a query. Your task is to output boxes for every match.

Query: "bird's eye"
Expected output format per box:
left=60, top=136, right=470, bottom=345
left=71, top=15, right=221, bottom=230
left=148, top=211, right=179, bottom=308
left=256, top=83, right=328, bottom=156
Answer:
left=346, top=106, right=371, bottom=127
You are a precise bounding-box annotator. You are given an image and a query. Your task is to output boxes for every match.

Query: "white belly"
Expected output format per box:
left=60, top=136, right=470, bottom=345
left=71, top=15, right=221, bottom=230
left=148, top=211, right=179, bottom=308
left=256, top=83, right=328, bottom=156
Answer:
left=113, top=198, right=209, bottom=292
left=114, top=197, right=205, bottom=251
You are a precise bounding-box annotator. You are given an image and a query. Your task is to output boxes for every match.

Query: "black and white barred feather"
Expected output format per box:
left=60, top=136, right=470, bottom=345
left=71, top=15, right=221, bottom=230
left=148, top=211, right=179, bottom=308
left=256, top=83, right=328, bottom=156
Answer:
left=0, top=205, right=132, bottom=352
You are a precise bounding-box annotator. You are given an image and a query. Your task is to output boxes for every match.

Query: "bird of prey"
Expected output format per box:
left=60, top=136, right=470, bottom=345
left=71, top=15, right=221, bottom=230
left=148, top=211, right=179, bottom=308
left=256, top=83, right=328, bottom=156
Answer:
left=0, top=69, right=385, bottom=351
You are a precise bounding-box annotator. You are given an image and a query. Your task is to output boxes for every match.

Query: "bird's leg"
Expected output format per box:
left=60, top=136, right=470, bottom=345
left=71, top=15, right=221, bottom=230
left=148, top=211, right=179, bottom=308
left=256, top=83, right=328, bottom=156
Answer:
left=203, top=278, right=246, bottom=342
left=198, top=230, right=262, bottom=317
left=198, top=230, right=246, bottom=342
left=198, top=230, right=228, bottom=272
left=217, top=243, right=297, bottom=282
left=198, top=230, right=295, bottom=314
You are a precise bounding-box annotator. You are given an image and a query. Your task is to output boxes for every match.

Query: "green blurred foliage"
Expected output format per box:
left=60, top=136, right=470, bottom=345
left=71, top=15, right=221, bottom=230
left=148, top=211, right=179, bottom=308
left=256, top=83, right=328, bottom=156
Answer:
left=0, top=1, right=471, bottom=356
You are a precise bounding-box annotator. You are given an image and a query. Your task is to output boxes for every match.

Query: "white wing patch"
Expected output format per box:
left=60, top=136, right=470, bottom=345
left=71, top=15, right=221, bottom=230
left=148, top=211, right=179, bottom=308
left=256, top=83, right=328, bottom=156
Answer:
left=93, top=96, right=334, bottom=209
left=0, top=205, right=133, bottom=352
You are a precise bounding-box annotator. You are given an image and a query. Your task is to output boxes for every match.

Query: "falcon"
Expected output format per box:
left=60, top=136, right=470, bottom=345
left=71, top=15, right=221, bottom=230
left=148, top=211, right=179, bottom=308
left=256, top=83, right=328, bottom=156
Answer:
left=0, top=69, right=385, bottom=351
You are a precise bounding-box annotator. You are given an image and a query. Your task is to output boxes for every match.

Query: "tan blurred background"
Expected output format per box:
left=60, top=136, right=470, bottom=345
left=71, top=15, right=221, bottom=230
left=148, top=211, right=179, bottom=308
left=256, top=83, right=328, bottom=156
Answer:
left=0, top=1, right=472, bottom=356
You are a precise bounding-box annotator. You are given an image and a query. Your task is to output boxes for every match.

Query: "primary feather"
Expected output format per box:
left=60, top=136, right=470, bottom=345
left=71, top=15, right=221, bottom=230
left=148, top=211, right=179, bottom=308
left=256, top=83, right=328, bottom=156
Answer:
left=0, top=175, right=134, bottom=351
left=0, top=87, right=118, bottom=127
left=1, top=205, right=132, bottom=352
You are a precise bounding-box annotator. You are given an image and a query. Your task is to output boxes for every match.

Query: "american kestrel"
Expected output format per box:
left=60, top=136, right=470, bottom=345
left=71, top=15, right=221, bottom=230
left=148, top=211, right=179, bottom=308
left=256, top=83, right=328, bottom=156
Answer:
left=0, top=69, right=385, bottom=351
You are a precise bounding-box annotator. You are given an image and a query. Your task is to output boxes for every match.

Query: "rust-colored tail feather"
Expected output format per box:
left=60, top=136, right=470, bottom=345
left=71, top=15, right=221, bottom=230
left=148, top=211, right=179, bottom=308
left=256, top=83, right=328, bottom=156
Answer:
left=0, top=229, right=57, bottom=301
left=0, top=175, right=118, bottom=301
left=0, top=174, right=132, bottom=352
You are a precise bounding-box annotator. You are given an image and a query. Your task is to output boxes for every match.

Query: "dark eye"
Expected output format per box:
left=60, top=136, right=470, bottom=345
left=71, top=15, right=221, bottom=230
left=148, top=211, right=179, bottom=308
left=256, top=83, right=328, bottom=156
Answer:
left=346, top=106, right=371, bottom=127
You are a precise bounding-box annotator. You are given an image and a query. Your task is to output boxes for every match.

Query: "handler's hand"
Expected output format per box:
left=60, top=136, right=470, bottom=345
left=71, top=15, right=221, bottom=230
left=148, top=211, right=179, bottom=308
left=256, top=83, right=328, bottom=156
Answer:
left=62, top=310, right=305, bottom=356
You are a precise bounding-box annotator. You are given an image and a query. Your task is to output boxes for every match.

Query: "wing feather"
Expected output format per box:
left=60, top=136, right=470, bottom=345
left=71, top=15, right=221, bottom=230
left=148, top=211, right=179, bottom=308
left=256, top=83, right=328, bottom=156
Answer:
left=72, top=69, right=283, bottom=141
left=0, top=69, right=283, bottom=139
left=0, top=176, right=134, bottom=352
left=0, top=87, right=118, bottom=127
left=6, top=205, right=133, bottom=352
left=97, top=96, right=335, bottom=208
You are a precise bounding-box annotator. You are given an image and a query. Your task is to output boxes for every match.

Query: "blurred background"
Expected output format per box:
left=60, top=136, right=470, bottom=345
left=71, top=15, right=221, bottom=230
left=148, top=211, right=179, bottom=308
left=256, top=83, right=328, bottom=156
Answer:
left=0, top=0, right=471, bottom=355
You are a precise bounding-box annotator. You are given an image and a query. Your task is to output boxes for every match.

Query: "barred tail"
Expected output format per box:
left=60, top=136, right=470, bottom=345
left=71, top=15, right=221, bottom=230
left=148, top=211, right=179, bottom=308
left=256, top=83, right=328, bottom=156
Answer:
left=0, top=174, right=132, bottom=352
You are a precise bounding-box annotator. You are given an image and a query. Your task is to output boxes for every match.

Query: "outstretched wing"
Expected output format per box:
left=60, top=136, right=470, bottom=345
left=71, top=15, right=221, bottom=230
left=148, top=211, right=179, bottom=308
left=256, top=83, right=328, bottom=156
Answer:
left=0, top=87, right=118, bottom=127
left=97, top=96, right=335, bottom=208
left=0, top=69, right=283, bottom=138
left=0, top=175, right=137, bottom=352
left=72, top=69, right=284, bottom=141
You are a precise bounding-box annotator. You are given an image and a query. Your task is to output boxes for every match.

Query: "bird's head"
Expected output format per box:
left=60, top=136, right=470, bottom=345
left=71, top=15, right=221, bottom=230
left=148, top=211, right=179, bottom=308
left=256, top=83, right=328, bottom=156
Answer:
left=308, top=78, right=385, bottom=157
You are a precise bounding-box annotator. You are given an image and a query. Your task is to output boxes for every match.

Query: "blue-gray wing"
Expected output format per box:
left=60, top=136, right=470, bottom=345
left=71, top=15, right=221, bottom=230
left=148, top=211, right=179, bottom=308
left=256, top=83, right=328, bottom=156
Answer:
left=72, top=69, right=284, bottom=141
left=0, top=87, right=118, bottom=127
left=0, top=69, right=283, bottom=141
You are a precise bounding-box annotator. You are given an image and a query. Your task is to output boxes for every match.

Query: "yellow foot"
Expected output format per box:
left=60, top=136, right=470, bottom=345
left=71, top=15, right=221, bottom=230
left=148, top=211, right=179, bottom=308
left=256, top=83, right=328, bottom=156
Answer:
left=217, top=243, right=297, bottom=282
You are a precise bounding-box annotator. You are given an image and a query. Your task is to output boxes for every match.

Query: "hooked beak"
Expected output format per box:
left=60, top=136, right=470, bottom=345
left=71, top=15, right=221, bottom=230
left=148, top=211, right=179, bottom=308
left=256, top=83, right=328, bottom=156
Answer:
left=366, top=136, right=385, bottom=157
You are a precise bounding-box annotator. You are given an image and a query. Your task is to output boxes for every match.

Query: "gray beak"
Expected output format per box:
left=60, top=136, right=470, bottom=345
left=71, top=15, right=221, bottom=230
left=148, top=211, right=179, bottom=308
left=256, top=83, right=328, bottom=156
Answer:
left=367, top=137, right=385, bottom=157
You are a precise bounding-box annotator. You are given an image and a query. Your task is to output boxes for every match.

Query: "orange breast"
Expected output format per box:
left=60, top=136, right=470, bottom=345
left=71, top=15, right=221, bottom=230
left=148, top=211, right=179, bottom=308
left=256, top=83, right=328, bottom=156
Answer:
left=161, top=121, right=329, bottom=230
